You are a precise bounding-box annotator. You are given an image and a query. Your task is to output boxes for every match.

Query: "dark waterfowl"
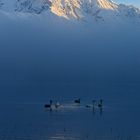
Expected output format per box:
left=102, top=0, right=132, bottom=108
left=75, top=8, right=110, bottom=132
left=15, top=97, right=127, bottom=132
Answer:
left=44, top=100, right=53, bottom=108
left=74, top=98, right=80, bottom=104
left=55, top=102, right=61, bottom=108
left=85, top=104, right=92, bottom=108
left=86, top=100, right=96, bottom=108
left=98, top=99, right=103, bottom=108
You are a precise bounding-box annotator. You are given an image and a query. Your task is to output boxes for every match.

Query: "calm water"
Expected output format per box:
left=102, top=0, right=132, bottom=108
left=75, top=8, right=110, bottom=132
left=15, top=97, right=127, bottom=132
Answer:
left=0, top=84, right=140, bottom=140
left=0, top=20, right=140, bottom=140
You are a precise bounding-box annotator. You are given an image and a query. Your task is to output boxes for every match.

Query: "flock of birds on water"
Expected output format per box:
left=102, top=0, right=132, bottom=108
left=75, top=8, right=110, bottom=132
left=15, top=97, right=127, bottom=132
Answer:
left=44, top=98, right=103, bottom=111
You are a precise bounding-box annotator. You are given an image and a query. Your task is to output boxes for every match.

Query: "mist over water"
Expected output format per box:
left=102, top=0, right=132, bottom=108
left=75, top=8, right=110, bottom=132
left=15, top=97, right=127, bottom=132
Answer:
left=0, top=17, right=140, bottom=139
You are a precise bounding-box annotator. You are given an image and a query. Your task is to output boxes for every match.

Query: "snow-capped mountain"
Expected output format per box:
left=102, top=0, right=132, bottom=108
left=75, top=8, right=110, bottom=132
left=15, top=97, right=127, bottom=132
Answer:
left=0, top=0, right=140, bottom=22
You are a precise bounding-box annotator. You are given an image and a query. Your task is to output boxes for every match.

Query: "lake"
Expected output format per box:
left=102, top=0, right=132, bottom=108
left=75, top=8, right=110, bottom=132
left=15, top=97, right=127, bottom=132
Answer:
left=0, top=20, right=140, bottom=140
left=0, top=83, right=140, bottom=140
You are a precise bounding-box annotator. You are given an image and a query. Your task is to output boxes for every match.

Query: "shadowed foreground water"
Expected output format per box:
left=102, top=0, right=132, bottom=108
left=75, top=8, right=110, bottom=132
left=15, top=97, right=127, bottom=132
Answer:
left=0, top=86, right=140, bottom=140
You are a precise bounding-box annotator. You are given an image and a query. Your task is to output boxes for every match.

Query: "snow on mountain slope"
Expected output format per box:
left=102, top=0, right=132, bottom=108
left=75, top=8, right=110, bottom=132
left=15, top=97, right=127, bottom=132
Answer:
left=0, top=0, right=140, bottom=23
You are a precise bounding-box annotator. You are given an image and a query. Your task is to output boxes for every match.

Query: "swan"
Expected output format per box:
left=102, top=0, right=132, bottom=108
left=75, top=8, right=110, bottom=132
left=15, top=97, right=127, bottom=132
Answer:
left=74, top=98, right=80, bottom=104
left=44, top=100, right=53, bottom=109
left=98, top=99, right=103, bottom=108
left=55, top=102, right=61, bottom=108
left=86, top=100, right=96, bottom=108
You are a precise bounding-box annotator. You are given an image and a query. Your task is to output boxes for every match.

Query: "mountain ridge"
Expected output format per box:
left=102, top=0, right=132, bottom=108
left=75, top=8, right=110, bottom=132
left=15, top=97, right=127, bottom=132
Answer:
left=0, top=0, right=140, bottom=23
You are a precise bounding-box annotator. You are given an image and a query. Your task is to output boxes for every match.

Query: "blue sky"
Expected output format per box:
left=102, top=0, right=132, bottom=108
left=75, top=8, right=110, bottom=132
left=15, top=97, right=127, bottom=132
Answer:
left=114, top=0, right=140, bottom=7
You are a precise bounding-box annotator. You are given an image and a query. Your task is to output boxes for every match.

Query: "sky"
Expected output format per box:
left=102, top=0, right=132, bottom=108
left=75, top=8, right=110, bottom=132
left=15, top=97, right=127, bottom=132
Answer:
left=115, top=0, right=140, bottom=7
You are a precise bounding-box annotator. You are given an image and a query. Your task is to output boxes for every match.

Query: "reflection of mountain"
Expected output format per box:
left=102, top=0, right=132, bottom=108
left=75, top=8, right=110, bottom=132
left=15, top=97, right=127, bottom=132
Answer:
left=0, top=0, right=140, bottom=22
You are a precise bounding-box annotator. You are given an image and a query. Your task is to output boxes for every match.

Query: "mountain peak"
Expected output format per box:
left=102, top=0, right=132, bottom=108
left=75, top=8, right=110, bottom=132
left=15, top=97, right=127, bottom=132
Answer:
left=0, top=0, right=140, bottom=23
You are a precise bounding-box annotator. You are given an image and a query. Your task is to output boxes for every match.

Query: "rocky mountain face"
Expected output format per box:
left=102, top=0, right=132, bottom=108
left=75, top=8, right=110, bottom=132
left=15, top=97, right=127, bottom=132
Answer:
left=0, top=0, right=140, bottom=22
left=15, top=0, right=50, bottom=14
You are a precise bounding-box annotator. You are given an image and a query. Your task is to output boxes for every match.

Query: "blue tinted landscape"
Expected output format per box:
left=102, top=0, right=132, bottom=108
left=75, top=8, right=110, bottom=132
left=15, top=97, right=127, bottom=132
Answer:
left=0, top=0, right=140, bottom=139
